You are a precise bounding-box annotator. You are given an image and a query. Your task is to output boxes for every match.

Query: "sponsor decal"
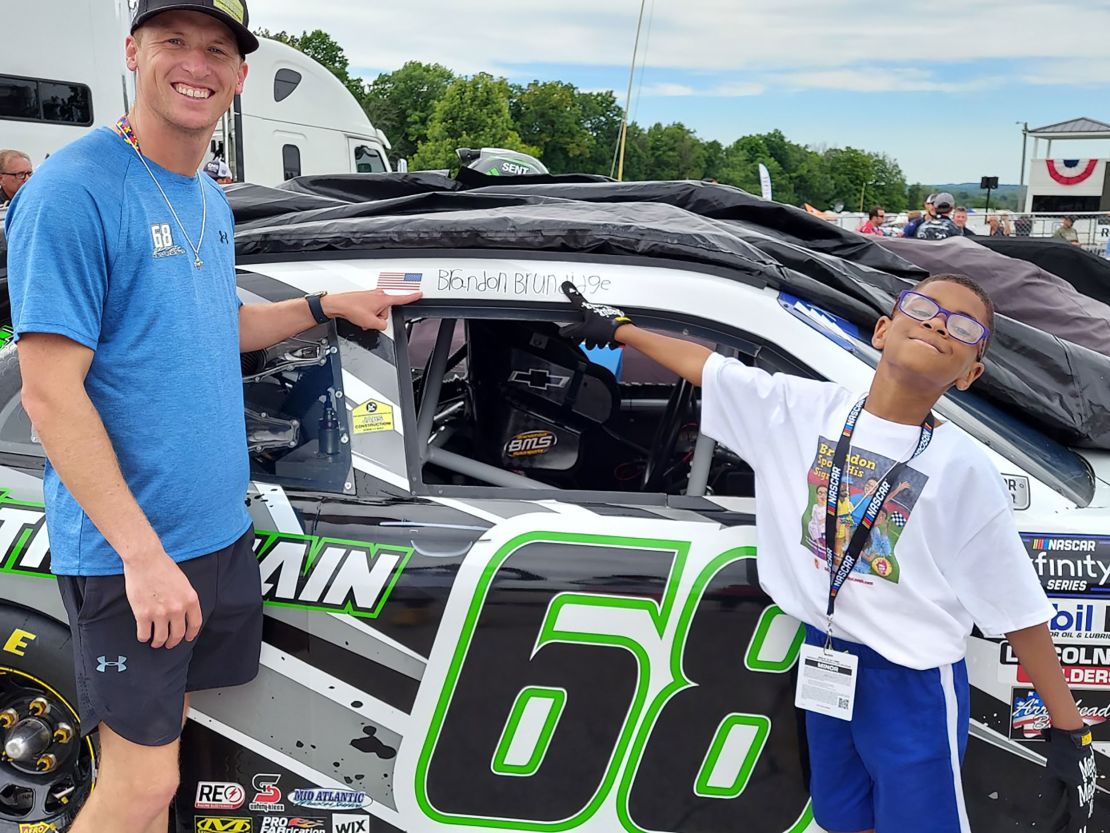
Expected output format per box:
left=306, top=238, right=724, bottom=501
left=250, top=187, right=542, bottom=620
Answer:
left=0, top=325, right=14, bottom=350
left=1010, top=688, right=1110, bottom=740
left=0, top=495, right=413, bottom=620
left=1001, top=641, right=1110, bottom=667
left=249, top=774, right=284, bottom=813
left=331, top=815, right=370, bottom=833
left=290, top=788, right=370, bottom=811
left=509, top=368, right=571, bottom=391
left=351, top=399, right=395, bottom=434
left=1017, top=664, right=1110, bottom=687
left=195, top=818, right=252, bottom=833
left=1047, top=601, right=1110, bottom=642
left=19, top=824, right=57, bottom=833
left=1022, top=533, right=1110, bottom=597
left=1001, top=474, right=1030, bottom=510
left=505, top=430, right=558, bottom=458
left=195, top=782, right=246, bottom=811
left=212, top=0, right=246, bottom=25
left=377, top=271, right=423, bottom=291
left=3, top=627, right=36, bottom=657
left=259, top=818, right=326, bottom=832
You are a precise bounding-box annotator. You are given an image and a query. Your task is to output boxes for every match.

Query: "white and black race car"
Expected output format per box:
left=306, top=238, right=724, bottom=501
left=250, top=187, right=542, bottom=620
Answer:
left=0, top=176, right=1109, bottom=833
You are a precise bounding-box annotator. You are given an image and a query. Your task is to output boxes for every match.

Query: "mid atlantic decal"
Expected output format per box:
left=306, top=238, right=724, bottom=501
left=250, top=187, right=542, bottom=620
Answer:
left=0, top=492, right=412, bottom=619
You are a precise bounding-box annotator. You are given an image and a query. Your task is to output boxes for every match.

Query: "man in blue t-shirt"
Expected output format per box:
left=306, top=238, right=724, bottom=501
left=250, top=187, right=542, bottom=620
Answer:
left=5, top=3, right=419, bottom=831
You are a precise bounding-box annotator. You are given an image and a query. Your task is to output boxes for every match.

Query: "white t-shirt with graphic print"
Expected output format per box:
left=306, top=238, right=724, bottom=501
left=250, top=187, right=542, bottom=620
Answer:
left=700, top=353, right=1053, bottom=670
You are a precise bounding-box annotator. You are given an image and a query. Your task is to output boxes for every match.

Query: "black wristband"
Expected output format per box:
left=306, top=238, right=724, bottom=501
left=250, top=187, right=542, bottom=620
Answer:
left=306, top=292, right=330, bottom=325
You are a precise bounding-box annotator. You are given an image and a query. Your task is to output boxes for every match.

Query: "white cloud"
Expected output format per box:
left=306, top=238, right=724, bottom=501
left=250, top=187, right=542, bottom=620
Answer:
left=771, top=67, right=1005, bottom=94
left=638, top=81, right=765, bottom=97
left=251, top=0, right=1110, bottom=89
left=640, top=82, right=697, bottom=96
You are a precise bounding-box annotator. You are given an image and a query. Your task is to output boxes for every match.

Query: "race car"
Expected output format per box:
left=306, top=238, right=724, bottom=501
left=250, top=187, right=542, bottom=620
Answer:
left=0, top=176, right=1109, bottom=833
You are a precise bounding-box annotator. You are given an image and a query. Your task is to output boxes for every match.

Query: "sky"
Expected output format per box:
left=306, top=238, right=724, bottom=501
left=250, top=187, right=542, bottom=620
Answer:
left=251, top=0, right=1110, bottom=185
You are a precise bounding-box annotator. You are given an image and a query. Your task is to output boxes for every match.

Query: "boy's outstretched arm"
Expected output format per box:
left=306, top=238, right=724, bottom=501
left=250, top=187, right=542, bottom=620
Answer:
left=1008, top=622, right=1097, bottom=830
left=559, top=282, right=712, bottom=385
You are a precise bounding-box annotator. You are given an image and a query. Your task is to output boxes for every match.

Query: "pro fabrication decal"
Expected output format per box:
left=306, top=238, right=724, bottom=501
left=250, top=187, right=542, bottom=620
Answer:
left=1022, top=533, right=1110, bottom=597
left=0, top=492, right=411, bottom=619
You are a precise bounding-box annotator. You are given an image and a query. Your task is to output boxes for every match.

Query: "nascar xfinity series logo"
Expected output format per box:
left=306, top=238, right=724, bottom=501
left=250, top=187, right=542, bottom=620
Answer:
left=1023, top=533, right=1110, bottom=597
left=0, top=494, right=412, bottom=619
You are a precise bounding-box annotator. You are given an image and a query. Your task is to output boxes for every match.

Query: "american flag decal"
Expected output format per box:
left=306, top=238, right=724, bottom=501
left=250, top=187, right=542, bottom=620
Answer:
left=378, top=271, right=423, bottom=290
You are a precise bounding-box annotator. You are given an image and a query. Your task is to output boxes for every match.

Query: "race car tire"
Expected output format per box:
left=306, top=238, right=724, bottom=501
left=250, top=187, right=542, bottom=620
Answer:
left=0, top=602, right=95, bottom=833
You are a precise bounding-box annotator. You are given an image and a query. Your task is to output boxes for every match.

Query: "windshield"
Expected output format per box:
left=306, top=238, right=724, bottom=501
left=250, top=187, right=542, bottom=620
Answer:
left=784, top=292, right=1095, bottom=508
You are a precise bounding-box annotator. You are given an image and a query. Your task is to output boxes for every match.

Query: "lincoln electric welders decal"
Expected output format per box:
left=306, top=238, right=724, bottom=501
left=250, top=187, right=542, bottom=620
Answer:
left=0, top=492, right=410, bottom=618
left=1022, top=533, right=1110, bottom=598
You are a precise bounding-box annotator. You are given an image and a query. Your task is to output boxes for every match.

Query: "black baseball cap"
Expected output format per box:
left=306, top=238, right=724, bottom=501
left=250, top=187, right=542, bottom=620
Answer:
left=131, top=0, right=259, bottom=55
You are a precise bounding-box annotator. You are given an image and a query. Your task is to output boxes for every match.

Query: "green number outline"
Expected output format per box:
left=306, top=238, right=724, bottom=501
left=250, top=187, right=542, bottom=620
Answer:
left=745, top=604, right=806, bottom=673
left=414, top=530, right=689, bottom=831
left=615, top=547, right=811, bottom=833
left=693, top=714, right=770, bottom=798
left=491, top=686, right=568, bottom=776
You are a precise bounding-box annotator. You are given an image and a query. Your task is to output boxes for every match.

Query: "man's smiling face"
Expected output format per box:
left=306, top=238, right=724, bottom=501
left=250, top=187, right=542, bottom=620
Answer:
left=127, top=10, right=248, bottom=135
left=871, top=279, right=990, bottom=393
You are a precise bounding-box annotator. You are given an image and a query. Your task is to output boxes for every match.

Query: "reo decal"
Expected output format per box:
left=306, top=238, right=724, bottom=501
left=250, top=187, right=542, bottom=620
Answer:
left=195, top=782, right=246, bottom=811
left=195, top=818, right=252, bottom=833
left=504, top=430, right=558, bottom=458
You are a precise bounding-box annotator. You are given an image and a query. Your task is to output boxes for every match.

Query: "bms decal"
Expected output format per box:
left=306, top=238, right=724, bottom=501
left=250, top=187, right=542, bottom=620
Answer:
left=0, top=493, right=412, bottom=619
left=1010, top=688, right=1110, bottom=741
left=396, top=514, right=815, bottom=833
left=1023, top=533, right=1110, bottom=597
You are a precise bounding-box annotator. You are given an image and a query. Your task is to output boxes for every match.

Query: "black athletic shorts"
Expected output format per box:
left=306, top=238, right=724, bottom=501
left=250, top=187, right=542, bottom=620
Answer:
left=56, top=525, right=262, bottom=747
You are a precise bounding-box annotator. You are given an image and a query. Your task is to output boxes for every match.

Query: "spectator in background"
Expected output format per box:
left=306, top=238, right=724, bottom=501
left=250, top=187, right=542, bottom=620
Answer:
left=953, top=207, right=977, bottom=237
left=987, top=215, right=1012, bottom=237
left=0, top=150, right=33, bottom=206
left=204, top=157, right=234, bottom=185
left=916, top=192, right=960, bottom=239
left=1053, top=215, right=1081, bottom=246
left=1014, top=214, right=1033, bottom=237
left=903, top=194, right=935, bottom=237
left=857, top=206, right=886, bottom=236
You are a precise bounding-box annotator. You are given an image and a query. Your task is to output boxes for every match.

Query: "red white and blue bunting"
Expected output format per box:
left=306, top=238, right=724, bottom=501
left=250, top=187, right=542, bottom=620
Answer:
left=1045, top=159, right=1099, bottom=185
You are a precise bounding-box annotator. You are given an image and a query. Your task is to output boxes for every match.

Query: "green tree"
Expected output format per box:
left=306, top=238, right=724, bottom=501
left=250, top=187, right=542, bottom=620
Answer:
left=411, top=73, right=538, bottom=172
left=510, top=81, right=593, bottom=174
left=642, top=122, right=706, bottom=181
left=576, top=91, right=623, bottom=175
left=362, top=62, right=456, bottom=163
left=254, top=28, right=365, bottom=101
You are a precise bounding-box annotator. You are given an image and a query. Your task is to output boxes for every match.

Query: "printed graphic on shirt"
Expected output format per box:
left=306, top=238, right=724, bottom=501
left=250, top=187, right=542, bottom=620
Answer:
left=150, top=222, right=185, bottom=259
left=799, top=436, right=929, bottom=584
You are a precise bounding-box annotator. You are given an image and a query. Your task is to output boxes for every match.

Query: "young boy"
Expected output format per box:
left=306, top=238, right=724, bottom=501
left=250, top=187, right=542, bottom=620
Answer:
left=560, top=276, right=1097, bottom=833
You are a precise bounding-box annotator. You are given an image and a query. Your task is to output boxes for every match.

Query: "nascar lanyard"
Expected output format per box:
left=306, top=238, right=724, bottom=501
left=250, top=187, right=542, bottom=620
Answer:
left=823, top=398, right=934, bottom=642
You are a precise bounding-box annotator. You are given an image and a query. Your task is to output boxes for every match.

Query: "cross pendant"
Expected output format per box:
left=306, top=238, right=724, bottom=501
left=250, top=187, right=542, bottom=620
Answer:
left=194, top=257, right=203, bottom=269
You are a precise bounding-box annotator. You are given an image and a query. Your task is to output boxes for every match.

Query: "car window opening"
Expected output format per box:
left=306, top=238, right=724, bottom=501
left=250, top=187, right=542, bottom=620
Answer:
left=402, top=313, right=812, bottom=498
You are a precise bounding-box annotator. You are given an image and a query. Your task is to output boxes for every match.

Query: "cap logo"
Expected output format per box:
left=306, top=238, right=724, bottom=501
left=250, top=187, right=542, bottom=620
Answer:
left=213, top=0, right=245, bottom=24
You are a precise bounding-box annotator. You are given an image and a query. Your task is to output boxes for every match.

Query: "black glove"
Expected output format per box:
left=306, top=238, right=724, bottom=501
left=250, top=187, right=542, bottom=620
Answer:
left=558, top=281, right=632, bottom=349
left=1043, top=725, right=1098, bottom=833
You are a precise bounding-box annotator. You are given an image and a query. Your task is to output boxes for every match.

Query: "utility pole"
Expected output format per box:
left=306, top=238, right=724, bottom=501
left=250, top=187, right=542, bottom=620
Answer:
left=1017, top=120, right=1029, bottom=191
left=616, top=0, right=648, bottom=182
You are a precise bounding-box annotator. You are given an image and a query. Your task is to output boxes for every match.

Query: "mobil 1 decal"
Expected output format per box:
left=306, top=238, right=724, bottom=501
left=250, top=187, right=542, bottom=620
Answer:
left=394, top=515, right=817, bottom=833
left=1022, top=532, right=1110, bottom=598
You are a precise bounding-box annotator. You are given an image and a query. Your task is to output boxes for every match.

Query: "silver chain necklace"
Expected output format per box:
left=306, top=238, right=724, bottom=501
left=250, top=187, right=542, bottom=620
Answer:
left=118, top=118, right=206, bottom=269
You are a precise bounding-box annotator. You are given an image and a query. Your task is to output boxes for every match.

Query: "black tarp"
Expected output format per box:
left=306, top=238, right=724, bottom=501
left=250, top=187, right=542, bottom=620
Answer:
left=229, top=175, right=1110, bottom=450
left=976, top=236, right=1110, bottom=305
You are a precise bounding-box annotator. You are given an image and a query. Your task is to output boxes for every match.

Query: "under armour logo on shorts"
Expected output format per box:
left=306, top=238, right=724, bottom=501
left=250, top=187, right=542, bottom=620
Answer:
left=96, top=655, right=127, bottom=672
left=220, top=230, right=229, bottom=244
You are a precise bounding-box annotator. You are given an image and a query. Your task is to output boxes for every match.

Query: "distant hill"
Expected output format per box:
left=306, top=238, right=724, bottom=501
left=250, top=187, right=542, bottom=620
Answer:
left=930, top=182, right=1025, bottom=211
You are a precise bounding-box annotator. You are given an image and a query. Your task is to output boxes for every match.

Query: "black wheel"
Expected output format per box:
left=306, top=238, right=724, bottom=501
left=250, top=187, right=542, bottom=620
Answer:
left=0, top=604, right=95, bottom=832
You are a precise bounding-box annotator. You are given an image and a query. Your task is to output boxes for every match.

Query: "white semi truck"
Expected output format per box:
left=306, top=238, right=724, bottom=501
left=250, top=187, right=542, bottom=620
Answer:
left=1, top=0, right=391, bottom=185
